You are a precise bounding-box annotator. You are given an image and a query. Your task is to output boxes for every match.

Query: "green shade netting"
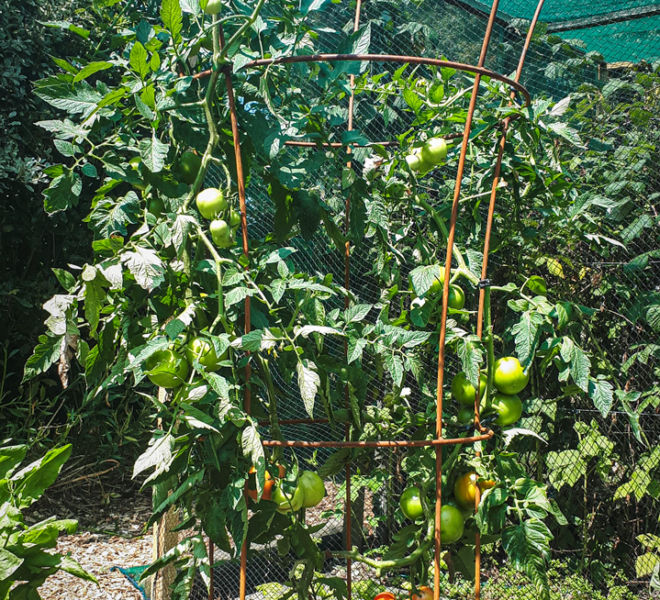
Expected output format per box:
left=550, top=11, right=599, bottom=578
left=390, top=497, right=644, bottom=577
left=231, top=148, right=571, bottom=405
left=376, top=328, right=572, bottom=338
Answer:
left=558, top=16, right=660, bottom=63
left=458, top=0, right=660, bottom=62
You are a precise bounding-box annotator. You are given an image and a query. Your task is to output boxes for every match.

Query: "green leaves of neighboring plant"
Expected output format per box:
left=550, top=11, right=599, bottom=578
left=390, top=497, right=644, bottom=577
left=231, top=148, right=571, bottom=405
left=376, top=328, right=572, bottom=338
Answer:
left=0, top=444, right=96, bottom=596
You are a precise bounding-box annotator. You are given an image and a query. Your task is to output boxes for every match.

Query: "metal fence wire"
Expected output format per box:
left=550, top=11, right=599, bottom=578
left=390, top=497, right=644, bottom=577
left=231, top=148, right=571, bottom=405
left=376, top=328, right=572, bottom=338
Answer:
left=195, top=1, right=659, bottom=599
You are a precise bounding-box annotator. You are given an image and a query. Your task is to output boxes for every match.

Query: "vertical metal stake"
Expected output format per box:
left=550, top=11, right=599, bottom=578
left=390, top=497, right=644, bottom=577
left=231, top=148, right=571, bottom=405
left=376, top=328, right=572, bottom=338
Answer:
left=433, top=2, right=502, bottom=600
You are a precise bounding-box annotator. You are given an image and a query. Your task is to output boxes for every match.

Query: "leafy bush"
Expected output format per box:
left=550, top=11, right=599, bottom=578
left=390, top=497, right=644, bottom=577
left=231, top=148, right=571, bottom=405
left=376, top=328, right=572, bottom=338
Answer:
left=0, top=443, right=96, bottom=597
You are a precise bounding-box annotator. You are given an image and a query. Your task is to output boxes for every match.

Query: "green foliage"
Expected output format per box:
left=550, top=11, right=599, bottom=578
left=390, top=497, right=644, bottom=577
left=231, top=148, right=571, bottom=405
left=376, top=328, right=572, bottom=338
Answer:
left=0, top=444, right=96, bottom=597
left=19, top=0, right=659, bottom=598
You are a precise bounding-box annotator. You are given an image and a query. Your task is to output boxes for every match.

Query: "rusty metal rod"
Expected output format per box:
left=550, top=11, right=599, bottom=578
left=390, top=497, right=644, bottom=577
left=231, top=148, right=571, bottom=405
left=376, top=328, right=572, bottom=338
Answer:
left=242, top=54, right=530, bottom=105
left=433, top=2, right=502, bottom=599
left=208, top=539, right=214, bottom=600
left=219, top=25, right=251, bottom=600
left=472, top=3, right=547, bottom=598
left=343, top=5, right=362, bottom=599
left=262, top=431, right=494, bottom=448
left=193, top=54, right=531, bottom=106
left=283, top=132, right=463, bottom=148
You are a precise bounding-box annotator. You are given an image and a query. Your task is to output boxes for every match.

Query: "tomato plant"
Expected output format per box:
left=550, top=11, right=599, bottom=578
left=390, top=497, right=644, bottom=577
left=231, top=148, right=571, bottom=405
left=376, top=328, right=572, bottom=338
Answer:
left=24, top=1, right=616, bottom=596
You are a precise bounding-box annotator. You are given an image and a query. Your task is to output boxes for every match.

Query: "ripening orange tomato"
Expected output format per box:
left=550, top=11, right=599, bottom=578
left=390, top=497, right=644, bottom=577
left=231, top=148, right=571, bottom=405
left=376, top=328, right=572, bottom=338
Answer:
left=246, top=465, right=285, bottom=502
left=410, top=585, right=433, bottom=600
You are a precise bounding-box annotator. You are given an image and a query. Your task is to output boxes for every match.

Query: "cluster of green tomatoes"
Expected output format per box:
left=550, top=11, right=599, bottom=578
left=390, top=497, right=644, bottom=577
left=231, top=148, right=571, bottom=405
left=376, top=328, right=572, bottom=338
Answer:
left=451, top=355, right=528, bottom=427
left=196, top=185, right=241, bottom=248
left=405, top=137, right=448, bottom=174
left=144, top=336, right=225, bottom=389
left=395, top=357, right=529, bottom=561
left=176, top=149, right=241, bottom=248
left=247, top=466, right=326, bottom=513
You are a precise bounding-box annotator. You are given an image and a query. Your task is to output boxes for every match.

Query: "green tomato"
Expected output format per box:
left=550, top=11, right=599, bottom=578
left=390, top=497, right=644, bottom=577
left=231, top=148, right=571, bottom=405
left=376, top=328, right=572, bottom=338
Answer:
left=440, top=504, right=464, bottom=544
left=400, top=486, right=424, bottom=521
left=145, top=349, right=189, bottom=389
left=405, top=152, right=423, bottom=172
left=271, top=483, right=304, bottom=513
left=298, top=471, right=326, bottom=508
left=493, top=356, right=529, bottom=395
left=427, top=265, right=446, bottom=296
left=177, top=151, right=202, bottom=185
left=489, top=393, right=523, bottom=426
left=451, top=372, right=487, bottom=407
left=421, top=137, right=447, bottom=165
left=196, top=188, right=227, bottom=220
left=210, top=219, right=235, bottom=248
left=457, top=406, right=475, bottom=425
left=147, top=196, right=165, bottom=217
left=446, top=284, right=465, bottom=310
left=429, top=82, right=445, bottom=103
left=201, top=0, right=222, bottom=14
left=200, top=35, right=214, bottom=51
left=228, top=208, right=241, bottom=228
left=185, top=336, right=226, bottom=370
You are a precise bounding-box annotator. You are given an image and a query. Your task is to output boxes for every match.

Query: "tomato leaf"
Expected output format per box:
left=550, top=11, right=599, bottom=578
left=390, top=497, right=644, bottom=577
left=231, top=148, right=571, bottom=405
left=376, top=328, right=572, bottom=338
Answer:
left=318, top=449, right=351, bottom=478
left=297, top=360, right=320, bottom=418
left=501, top=519, right=552, bottom=600
left=129, top=42, right=150, bottom=79
left=347, top=336, right=367, bottom=365
left=512, top=311, right=544, bottom=369
left=0, top=549, right=23, bottom=581
left=559, top=337, right=590, bottom=392
left=545, top=450, right=585, bottom=490
left=588, top=377, right=614, bottom=417
left=383, top=353, right=404, bottom=387
left=43, top=170, right=81, bottom=214
left=22, top=333, right=64, bottom=382
left=241, top=424, right=264, bottom=469
left=139, top=132, right=169, bottom=173
left=344, top=303, right=372, bottom=323
left=121, top=246, right=164, bottom=292
left=457, top=335, right=483, bottom=388
left=83, top=272, right=106, bottom=337
left=73, top=61, right=113, bottom=84
left=160, top=0, right=183, bottom=44
left=409, top=265, right=442, bottom=297
left=133, top=433, right=175, bottom=483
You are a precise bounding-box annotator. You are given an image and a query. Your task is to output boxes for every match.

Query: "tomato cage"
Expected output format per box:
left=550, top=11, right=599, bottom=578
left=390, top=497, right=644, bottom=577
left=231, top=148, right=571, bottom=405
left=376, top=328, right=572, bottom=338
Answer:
left=158, top=1, right=548, bottom=599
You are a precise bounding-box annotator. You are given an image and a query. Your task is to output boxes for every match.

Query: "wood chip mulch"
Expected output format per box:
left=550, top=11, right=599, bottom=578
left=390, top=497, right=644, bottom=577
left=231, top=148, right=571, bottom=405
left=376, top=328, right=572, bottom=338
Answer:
left=25, top=460, right=154, bottom=600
